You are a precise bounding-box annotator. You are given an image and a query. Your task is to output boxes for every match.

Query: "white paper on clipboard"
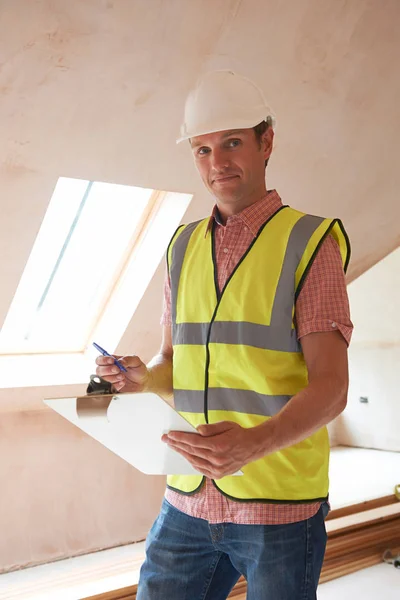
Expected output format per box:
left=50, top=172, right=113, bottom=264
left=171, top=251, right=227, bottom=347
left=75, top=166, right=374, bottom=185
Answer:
left=44, top=392, right=243, bottom=476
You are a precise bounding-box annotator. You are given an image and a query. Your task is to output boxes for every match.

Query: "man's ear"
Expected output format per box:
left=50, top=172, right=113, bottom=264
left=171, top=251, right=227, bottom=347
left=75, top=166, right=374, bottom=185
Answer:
left=263, top=127, right=274, bottom=161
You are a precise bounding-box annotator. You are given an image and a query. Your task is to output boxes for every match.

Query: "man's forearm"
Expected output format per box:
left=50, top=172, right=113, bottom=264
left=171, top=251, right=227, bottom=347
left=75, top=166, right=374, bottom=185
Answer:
left=253, top=375, right=348, bottom=459
left=145, top=353, right=174, bottom=405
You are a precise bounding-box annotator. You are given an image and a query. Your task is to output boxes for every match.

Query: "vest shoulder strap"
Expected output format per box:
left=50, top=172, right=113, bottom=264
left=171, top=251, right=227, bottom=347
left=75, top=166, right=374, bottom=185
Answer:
left=166, top=219, right=207, bottom=274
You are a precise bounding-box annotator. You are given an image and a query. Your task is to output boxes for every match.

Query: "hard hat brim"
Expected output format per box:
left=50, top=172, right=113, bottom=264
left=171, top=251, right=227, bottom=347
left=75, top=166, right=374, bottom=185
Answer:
left=176, top=115, right=276, bottom=144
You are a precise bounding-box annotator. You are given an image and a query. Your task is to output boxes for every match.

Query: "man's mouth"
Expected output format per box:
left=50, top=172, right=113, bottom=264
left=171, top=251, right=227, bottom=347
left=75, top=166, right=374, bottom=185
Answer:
left=213, top=175, right=239, bottom=184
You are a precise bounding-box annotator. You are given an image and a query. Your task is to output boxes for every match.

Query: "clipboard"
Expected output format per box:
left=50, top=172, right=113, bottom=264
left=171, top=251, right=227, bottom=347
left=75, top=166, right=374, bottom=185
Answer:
left=44, top=392, right=243, bottom=476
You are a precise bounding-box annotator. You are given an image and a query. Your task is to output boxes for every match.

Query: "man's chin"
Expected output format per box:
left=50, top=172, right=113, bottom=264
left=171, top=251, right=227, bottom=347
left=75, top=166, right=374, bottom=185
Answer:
left=212, top=181, right=243, bottom=200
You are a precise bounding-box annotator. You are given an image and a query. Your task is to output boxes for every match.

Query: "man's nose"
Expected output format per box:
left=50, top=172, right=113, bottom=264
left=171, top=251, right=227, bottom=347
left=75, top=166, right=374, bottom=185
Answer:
left=209, top=148, right=230, bottom=171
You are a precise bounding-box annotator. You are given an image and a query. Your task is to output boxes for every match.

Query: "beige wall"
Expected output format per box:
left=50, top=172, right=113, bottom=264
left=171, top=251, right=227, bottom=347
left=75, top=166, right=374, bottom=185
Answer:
left=331, top=247, right=400, bottom=452
left=1, top=0, right=400, bottom=574
left=0, top=408, right=166, bottom=574
left=335, top=344, right=400, bottom=451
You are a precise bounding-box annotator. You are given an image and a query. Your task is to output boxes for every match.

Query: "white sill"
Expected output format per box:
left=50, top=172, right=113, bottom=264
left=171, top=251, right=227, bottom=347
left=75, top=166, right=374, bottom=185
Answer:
left=0, top=353, right=94, bottom=389
left=0, top=542, right=145, bottom=600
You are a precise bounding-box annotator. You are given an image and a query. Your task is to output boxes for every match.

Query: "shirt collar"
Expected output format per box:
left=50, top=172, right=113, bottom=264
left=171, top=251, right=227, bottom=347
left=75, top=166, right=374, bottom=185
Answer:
left=205, top=190, right=283, bottom=238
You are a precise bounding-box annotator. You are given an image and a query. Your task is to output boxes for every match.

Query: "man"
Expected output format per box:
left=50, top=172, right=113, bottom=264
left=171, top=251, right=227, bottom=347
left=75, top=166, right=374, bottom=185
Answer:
left=96, top=70, right=353, bottom=599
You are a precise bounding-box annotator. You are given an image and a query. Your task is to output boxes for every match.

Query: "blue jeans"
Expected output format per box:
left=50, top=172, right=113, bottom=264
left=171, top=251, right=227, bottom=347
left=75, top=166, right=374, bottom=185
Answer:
left=137, top=498, right=328, bottom=600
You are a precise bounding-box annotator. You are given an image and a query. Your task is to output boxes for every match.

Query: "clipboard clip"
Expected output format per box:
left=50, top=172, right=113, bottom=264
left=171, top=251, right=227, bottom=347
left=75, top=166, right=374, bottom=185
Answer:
left=76, top=375, right=115, bottom=419
left=86, top=374, right=113, bottom=396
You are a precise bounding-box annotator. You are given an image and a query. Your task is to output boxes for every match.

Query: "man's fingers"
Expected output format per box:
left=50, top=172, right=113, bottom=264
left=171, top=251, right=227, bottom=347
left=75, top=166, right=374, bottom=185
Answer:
left=96, top=364, right=125, bottom=378
left=96, top=374, right=125, bottom=386
left=113, top=381, right=125, bottom=392
left=166, top=439, right=210, bottom=458
left=197, top=421, right=236, bottom=436
left=169, top=443, right=238, bottom=479
left=95, top=356, right=115, bottom=366
left=95, top=356, right=125, bottom=372
left=120, top=355, right=144, bottom=369
left=165, top=439, right=229, bottom=469
left=166, top=431, right=216, bottom=450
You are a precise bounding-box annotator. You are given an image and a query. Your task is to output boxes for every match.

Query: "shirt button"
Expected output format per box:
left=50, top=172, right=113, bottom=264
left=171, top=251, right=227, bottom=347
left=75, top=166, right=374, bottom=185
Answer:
left=244, top=226, right=248, bottom=231
left=223, top=248, right=229, bottom=254
left=331, top=322, right=337, bottom=328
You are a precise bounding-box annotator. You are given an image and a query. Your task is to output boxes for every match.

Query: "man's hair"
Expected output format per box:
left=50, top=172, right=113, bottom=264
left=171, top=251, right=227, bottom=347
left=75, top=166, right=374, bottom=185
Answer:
left=253, top=120, right=271, bottom=168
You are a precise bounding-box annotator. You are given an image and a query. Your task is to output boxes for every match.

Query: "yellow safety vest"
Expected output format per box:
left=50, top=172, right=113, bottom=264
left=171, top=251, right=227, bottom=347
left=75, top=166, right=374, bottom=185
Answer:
left=166, top=205, right=350, bottom=503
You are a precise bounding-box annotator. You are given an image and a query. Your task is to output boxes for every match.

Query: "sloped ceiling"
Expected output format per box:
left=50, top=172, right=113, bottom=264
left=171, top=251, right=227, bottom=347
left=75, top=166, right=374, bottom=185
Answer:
left=0, top=0, right=399, bottom=399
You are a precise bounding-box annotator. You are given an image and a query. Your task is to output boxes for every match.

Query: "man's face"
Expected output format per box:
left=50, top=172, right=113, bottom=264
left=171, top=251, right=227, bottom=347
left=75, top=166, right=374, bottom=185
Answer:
left=190, top=127, right=273, bottom=206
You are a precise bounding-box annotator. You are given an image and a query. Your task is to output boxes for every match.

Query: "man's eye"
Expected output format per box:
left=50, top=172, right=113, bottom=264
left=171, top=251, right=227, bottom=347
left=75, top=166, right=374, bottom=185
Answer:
left=198, top=147, right=210, bottom=155
left=228, top=139, right=241, bottom=147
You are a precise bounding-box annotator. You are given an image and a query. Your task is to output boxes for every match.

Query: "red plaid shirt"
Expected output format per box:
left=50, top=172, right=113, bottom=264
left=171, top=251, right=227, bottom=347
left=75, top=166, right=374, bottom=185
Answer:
left=161, top=190, right=353, bottom=524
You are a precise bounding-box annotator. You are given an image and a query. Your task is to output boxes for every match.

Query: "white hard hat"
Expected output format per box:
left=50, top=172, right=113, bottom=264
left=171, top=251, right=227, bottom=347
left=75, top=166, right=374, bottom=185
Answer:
left=177, top=70, right=276, bottom=144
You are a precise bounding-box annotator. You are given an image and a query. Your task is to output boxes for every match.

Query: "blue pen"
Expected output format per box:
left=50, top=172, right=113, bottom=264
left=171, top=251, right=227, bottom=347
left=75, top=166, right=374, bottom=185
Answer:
left=92, top=342, right=128, bottom=372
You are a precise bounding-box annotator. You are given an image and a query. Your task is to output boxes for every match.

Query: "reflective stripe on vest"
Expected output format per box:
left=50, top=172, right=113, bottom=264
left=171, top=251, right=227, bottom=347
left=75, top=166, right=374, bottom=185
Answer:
left=174, top=388, right=291, bottom=417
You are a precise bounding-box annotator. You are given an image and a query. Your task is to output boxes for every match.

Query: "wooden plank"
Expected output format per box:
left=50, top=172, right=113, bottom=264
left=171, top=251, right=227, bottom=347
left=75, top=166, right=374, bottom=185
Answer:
left=326, top=494, right=397, bottom=521
left=84, top=586, right=137, bottom=600
left=326, top=502, right=400, bottom=534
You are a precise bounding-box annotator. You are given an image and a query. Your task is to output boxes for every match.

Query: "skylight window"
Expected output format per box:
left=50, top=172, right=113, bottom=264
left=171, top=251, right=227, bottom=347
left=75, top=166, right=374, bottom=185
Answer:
left=0, top=177, right=190, bottom=357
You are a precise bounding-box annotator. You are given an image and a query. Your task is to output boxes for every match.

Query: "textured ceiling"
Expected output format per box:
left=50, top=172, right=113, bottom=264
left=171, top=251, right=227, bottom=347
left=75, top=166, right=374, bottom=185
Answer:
left=1, top=0, right=399, bottom=341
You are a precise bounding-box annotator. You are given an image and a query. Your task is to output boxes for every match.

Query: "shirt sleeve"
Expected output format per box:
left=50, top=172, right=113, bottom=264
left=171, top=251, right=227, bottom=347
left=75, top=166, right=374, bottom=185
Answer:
left=160, top=266, right=172, bottom=326
left=295, top=234, right=353, bottom=346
